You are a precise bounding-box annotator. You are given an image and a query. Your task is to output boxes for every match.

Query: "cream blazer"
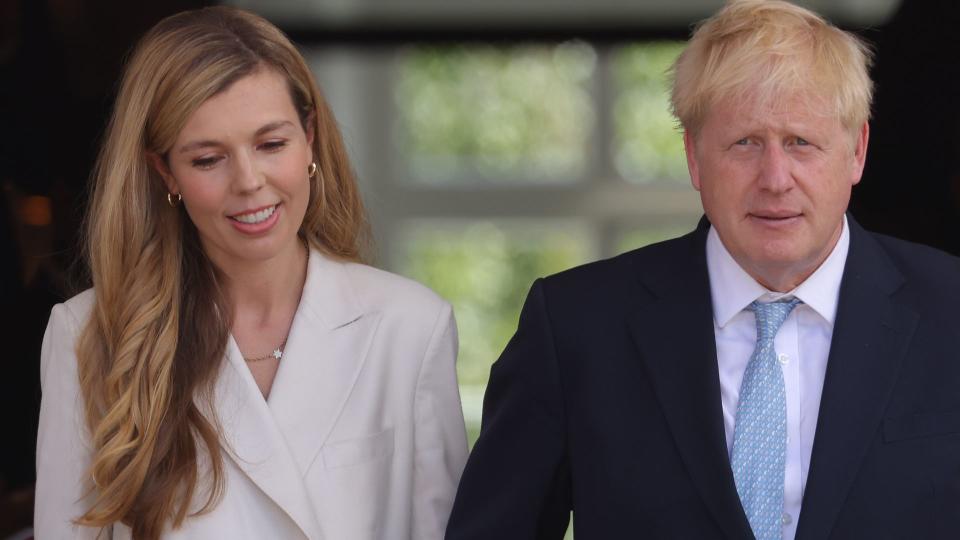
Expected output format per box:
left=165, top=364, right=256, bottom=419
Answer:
left=35, top=250, right=469, bottom=539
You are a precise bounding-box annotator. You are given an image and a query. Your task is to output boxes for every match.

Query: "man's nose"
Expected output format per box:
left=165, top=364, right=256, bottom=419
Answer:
left=757, top=144, right=793, bottom=193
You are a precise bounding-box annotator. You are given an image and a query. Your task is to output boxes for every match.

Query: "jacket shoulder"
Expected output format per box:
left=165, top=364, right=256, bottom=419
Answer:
left=339, top=261, right=450, bottom=319
left=541, top=233, right=693, bottom=292
left=870, top=232, right=960, bottom=288
left=536, top=233, right=695, bottom=313
left=58, top=288, right=96, bottom=328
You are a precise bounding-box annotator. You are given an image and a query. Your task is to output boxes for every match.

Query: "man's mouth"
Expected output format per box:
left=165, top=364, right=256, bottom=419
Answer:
left=749, top=211, right=801, bottom=221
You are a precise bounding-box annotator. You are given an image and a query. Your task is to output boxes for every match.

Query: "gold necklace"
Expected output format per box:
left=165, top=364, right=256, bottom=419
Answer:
left=244, top=338, right=287, bottom=362
left=244, top=242, right=308, bottom=363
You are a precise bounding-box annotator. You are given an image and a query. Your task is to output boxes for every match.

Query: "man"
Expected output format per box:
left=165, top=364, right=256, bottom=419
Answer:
left=446, top=1, right=960, bottom=539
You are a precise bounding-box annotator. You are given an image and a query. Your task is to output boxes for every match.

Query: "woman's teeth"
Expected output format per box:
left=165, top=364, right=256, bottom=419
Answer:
left=232, top=205, right=276, bottom=224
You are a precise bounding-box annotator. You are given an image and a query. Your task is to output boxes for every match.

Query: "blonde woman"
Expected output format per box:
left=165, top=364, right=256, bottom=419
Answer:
left=35, top=7, right=468, bottom=539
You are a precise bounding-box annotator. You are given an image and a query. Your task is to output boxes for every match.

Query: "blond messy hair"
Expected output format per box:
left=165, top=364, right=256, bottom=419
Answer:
left=670, top=0, right=874, bottom=134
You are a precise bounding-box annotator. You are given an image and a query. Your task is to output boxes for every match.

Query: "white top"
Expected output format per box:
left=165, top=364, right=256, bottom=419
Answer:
left=35, top=250, right=468, bottom=539
left=706, top=216, right=849, bottom=540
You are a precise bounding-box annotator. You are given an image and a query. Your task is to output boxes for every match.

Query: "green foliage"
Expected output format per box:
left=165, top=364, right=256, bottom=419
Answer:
left=395, top=43, right=596, bottom=183
left=400, top=221, right=587, bottom=386
left=613, top=42, right=688, bottom=184
left=390, top=42, right=695, bottom=540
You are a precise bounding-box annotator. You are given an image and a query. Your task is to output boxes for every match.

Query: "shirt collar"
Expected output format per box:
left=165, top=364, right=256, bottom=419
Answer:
left=706, top=215, right=849, bottom=328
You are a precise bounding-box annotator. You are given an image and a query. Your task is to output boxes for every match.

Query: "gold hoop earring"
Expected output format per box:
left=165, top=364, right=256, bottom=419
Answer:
left=167, top=192, right=182, bottom=207
left=307, top=162, right=318, bottom=178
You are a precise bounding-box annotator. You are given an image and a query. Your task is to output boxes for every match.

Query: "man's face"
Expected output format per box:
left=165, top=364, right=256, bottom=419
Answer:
left=685, top=94, right=869, bottom=291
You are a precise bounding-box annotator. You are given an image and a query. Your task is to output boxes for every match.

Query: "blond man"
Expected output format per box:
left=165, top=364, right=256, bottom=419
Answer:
left=447, top=1, right=960, bottom=539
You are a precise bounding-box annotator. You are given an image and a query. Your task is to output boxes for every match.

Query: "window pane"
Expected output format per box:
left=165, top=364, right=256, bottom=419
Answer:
left=395, top=43, right=596, bottom=185
left=613, top=42, right=688, bottom=184
left=397, top=221, right=589, bottom=444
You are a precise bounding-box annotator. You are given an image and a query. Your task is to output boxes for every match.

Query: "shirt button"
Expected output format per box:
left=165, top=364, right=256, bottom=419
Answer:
left=782, top=512, right=793, bottom=525
left=778, top=353, right=790, bottom=365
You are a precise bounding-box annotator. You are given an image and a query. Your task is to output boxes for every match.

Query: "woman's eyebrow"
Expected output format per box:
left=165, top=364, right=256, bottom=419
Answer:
left=178, top=121, right=295, bottom=154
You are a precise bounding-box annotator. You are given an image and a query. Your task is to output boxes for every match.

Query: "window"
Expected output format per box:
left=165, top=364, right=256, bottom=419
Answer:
left=308, top=42, right=703, bottom=448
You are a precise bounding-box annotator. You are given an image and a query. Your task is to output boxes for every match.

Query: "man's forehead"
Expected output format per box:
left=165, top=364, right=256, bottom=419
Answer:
left=707, top=90, right=840, bottom=128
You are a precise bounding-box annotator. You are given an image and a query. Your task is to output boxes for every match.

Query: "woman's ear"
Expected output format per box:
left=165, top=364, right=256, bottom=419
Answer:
left=305, top=113, right=316, bottom=160
left=147, top=152, right=178, bottom=194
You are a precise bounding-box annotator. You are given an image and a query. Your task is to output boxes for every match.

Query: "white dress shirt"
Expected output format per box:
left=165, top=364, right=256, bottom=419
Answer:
left=705, top=216, right=849, bottom=540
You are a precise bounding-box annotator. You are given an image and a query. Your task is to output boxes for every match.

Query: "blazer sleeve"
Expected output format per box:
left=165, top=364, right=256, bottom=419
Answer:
left=412, top=302, right=470, bottom=539
left=445, top=279, right=572, bottom=540
left=35, top=303, right=104, bottom=539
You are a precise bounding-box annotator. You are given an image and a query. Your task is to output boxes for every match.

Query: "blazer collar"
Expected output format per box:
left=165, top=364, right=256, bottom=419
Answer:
left=210, top=249, right=381, bottom=540
left=627, top=215, right=916, bottom=540
left=267, top=250, right=382, bottom=472
left=297, top=247, right=366, bottom=330
left=795, top=216, right=918, bottom=540
left=213, top=340, right=326, bottom=540
left=627, top=216, right=756, bottom=540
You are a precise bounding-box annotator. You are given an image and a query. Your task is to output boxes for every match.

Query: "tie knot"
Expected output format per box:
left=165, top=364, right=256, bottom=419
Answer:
left=749, top=298, right=801, bottom=343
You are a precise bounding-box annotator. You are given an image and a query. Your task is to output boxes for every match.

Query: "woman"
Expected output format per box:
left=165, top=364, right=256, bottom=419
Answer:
left=35, top=7, right=468, bottom=539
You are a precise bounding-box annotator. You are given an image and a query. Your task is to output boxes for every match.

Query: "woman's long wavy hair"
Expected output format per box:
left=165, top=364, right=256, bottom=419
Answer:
left=76, top=6, right=368, bottom=538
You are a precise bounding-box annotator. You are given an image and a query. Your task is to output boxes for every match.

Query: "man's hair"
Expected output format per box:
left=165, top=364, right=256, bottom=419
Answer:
left=670, top=0, right=874, bottom=133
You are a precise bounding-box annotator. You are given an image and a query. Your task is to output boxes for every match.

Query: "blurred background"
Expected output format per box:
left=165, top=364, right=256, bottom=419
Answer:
left=2, top=0, right=959, bottom=537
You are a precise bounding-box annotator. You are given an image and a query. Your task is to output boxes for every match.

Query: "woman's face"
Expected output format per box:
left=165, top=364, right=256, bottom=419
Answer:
left=155, top=68, right=314, bottom=272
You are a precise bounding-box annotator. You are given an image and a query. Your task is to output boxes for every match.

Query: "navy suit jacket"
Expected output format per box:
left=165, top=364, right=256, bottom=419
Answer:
left=447, top=216, right=960, bottom=539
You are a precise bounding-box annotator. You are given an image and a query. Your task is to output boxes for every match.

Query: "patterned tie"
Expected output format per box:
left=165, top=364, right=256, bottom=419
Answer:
left=731, top=298, right=801, bottom=540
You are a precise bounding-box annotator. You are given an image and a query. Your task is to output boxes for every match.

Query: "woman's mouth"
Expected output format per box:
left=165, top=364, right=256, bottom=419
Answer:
left=227, top=203, right=281, bottom=234
left=230, top=204, right=278, bottom=224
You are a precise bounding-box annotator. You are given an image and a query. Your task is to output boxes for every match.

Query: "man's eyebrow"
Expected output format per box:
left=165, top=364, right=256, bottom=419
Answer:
left=177, top=121, right=295, bottom=154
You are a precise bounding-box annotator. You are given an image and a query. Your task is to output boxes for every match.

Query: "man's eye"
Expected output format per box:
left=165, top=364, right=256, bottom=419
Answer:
left=795, top=137, right=810, bottom=146
left=735, top=138, right=751, bottom=145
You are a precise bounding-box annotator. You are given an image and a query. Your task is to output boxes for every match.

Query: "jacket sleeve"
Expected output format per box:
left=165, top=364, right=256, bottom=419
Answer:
left=412, top=302, right=470, bottom=539
left=445, top=279, right=572, bottom=540
left=35, top=303, right=105, bottom=539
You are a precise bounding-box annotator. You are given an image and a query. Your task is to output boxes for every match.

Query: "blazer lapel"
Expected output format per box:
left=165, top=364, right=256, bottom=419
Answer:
left=267, top=251, right=381, bottom=474
left=795, top=219, right=918, bottom=540
left=627, top=220, right=754, bottom=540
left=211, top=338, right=325, bottom=540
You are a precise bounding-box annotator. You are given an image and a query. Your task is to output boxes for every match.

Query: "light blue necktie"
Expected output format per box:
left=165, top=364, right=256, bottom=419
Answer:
left=731, top=298, right=801, bottom=540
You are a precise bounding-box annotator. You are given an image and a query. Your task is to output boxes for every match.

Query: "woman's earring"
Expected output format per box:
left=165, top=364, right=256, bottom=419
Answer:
left=167, top=192, right=182, bottom=207
left=307, top=162, right=318, bottom=178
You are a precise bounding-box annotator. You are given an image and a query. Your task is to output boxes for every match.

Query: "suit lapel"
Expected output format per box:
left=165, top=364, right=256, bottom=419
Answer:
left=795, top=219, right=918, bottom=540
left=627, top=220, right=754, bottom=540
left=267, top=253, right=381, bottom=473
left=208, top=251, right=379, bottom=540
left=211, top=338, right=325, bottom=540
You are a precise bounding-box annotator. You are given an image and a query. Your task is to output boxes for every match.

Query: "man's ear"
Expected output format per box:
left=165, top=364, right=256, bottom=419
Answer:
left=684, top=129, right=702, bottom=191
left=147, top=152, right=178, bottom=194
left=850, top=121, right=869, bottom=187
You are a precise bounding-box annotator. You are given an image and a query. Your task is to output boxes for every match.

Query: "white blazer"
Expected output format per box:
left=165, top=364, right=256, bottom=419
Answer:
left=35, top=250, right=469, bottom=539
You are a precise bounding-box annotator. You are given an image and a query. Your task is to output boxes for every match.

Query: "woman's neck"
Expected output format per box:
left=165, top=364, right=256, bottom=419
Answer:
left=217, top=240, right=310, bottom=328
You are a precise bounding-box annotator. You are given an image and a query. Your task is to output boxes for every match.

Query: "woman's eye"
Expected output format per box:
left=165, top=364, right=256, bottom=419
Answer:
left=260, top=140, right=288, bottom=152
left=192, top=156, right=221, bottom=169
